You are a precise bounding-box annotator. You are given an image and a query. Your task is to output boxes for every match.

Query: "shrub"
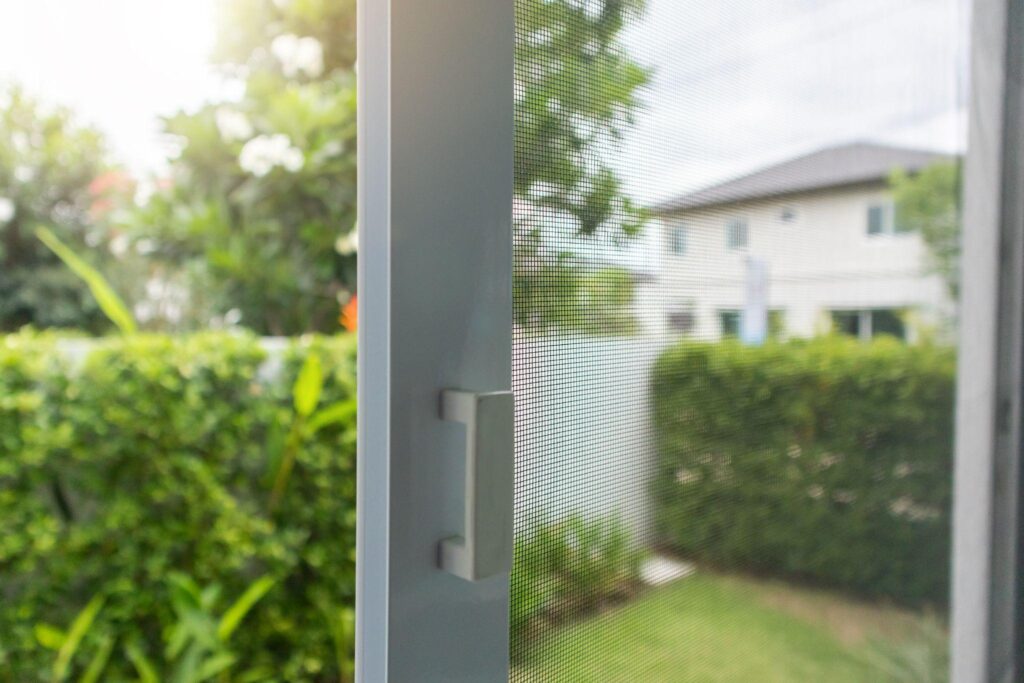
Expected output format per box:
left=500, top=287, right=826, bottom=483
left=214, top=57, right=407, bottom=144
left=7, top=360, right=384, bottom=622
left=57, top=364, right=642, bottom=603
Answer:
left=0, top=331, right=356, bottom=682
left=511, top=514, right=644, bottom=644
left=651, top=337, right=955, bottom=604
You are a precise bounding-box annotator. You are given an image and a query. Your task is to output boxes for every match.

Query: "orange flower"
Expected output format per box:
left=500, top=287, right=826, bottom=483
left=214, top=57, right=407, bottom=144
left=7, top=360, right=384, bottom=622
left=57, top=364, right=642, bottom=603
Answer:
left=88, top=169, right=133, bottom=196
left=340, top=295, right=358, bottom=332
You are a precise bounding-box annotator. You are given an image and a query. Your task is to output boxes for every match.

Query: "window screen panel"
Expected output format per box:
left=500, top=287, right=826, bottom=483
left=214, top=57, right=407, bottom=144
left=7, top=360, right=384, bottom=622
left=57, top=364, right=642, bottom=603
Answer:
left=511, top=1, right=967, bottom=680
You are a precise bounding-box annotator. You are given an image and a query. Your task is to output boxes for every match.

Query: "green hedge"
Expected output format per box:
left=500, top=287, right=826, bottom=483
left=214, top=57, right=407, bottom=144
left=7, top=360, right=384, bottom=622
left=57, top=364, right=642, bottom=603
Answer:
left=0, top=332, right=356, bottom=682
left=651, top=337, right=954, bottom=604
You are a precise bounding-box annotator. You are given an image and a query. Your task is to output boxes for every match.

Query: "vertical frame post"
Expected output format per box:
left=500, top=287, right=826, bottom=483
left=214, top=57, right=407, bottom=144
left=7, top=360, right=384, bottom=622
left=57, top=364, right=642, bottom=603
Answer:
left=357, top=0, right=514, bottom=680
left=953, top=0, right=1023, bottom=680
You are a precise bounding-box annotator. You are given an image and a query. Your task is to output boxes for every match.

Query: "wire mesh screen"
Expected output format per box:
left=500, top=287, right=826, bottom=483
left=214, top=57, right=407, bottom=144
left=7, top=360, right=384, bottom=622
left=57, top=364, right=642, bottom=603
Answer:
left=511, top=0, right=967, bottom=680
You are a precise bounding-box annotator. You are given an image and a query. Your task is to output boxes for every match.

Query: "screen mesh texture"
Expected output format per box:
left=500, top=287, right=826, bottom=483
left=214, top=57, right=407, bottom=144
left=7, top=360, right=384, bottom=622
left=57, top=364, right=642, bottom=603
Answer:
left=510, top=1, right=967, bottom=680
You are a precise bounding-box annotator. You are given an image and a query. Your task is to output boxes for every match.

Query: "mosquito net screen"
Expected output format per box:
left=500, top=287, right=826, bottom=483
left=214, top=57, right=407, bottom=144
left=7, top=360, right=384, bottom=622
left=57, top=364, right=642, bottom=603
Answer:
left=510, top=1, right=967, bottom=679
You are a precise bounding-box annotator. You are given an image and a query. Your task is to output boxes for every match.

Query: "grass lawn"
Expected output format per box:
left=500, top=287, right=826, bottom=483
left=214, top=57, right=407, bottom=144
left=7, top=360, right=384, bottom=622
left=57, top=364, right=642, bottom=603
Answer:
left=513, top=571, right=943, bottom=682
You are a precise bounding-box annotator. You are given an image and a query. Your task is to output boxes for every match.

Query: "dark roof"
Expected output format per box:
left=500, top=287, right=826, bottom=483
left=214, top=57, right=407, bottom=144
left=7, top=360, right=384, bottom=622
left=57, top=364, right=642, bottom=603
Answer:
left=656, top=142, right=954, bottom=213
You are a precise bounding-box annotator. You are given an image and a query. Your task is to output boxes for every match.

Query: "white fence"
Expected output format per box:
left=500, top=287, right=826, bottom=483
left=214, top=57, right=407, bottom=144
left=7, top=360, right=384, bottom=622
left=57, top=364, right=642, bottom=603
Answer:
left=513, top=334, right=663, bottom=540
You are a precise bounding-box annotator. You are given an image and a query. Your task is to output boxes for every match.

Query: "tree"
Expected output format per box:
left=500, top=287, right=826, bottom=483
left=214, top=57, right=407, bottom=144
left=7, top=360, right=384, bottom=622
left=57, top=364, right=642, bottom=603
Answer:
left=129, top=0, right=648, bottom=335
left=891, top=161, right=962, bottom=299
left=127, top=0, right=357, bottom=334
left=513, top=0, right=651, bottom=331
left=0, top=86, right=120, bottom=332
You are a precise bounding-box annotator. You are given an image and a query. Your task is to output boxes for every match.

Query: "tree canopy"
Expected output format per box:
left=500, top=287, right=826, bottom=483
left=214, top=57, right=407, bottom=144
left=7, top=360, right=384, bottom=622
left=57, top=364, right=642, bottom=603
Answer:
left=125, top=0, right=358, bottom=334
left=1, top=0, right=650, bottom=336
left=891, top=161, right=962, bottom=299
left=0, top=86, right=118, bottom=332
left=513, top=0, right=651, bottom=332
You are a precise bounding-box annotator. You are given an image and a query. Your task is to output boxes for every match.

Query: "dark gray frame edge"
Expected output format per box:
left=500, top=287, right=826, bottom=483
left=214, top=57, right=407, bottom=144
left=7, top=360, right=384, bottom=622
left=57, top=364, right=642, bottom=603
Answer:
left=953, top=0, right=1024, bottom=680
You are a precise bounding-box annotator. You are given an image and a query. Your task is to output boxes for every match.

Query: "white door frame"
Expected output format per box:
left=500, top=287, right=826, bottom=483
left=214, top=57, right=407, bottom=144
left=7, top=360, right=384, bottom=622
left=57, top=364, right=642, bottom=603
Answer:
left=356, top=0, right=514, bottom=680
left=953, top=0, right=1023, bottom=680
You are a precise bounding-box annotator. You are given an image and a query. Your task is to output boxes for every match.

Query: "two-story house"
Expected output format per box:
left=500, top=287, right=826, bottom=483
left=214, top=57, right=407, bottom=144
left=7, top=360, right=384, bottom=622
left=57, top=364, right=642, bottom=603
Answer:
left=653, top=143, right=956, bottom=342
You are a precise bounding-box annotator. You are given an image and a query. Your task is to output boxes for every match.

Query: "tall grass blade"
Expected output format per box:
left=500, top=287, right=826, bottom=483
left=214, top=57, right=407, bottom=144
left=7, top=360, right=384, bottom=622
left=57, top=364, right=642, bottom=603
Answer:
left=53, top=594, right=105, bottom=681
left=217, top=576, right=275, bottom=642
left=35, top=226, right=137, bottom=334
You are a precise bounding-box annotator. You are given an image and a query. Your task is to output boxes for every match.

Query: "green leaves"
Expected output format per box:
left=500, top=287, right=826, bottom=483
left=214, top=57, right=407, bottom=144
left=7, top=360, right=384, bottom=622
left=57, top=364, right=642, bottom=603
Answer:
left=33, top=624, right=65, bottom=651
left=217, top=576, right=276, bottom=641
left=123, top=574, right=273, bottom=683
left=513, top=0, right=650, bottom=221
left=652, top=337, right=955, bottom=604
left=293, top=351, right=324, bottom=417
left=34, top=594, right=107, bottom=681
left=890, top=161, right=962, bottom=299
left=125, top=638, right=159, bottom=683
left=307, top=398, right=356, bottom=435
left=271, top=349, right=355, bottom=509
left=80, top=636, right=115, bottom=683
left=35, top=598, right=113, bottom=683
left=0, top=84, right=113, bottom=333
left=127, top=29, right=359, bottom=334
left=316, top=598, right=356, bottom=683
left=35, top=226, right=137, bottom=334
left=512, top=514, right=644, bottom=641
left=8, top=332, right=357, bottom=680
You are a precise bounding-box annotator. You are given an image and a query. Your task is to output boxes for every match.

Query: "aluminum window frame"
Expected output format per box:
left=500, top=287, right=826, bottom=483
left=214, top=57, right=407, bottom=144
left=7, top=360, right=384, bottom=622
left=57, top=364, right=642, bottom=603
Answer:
left=356, top=0, right=514, bottom=679
left=952, top=0, right=1024, bottom=680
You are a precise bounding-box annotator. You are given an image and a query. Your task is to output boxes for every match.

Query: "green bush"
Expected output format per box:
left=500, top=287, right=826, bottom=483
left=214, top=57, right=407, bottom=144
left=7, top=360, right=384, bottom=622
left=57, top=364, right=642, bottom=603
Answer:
left=511, top=514, right=644, bottom=644
left=651, top=337, right=954, bottom=604
left=0, top=331, right=356, bottom=682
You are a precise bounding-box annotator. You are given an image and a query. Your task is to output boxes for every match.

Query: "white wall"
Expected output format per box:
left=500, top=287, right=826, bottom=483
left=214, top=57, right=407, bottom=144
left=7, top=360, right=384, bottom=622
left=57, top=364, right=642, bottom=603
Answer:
left=657, top=185, right=952, bottom=340
left=512, top=333, right=663, bottom=542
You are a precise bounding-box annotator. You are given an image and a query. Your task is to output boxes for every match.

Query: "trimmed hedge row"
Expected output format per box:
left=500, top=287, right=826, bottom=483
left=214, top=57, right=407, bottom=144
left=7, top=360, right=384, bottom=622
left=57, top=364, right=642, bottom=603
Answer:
left=0, top=332, right=356, bottom=682
left=651, top=337, right=955, bottom=604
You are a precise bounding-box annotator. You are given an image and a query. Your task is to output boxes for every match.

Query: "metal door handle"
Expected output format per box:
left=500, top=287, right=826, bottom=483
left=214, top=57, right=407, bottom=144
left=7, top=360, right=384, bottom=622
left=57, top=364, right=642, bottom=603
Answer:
left=438, top=389, right=514, bottom=581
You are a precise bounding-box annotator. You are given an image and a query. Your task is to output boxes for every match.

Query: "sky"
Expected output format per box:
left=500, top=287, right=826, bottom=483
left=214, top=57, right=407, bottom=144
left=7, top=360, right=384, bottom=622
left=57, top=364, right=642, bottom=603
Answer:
left=0, top=0, right=969, bottom=193
left=626, top=0, right=970, bottom=203
left=0, top=0, right=223, bottom=172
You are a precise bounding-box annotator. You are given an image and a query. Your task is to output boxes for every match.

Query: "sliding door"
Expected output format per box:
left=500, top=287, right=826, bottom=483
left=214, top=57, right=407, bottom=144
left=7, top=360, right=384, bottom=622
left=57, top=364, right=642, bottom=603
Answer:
left=358, top=0, right=1023, bottom=680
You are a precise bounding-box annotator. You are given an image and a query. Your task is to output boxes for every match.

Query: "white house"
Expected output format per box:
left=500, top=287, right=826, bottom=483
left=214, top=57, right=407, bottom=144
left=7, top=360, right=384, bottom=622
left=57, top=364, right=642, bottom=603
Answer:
left=651, top=143, right=956, bottom=342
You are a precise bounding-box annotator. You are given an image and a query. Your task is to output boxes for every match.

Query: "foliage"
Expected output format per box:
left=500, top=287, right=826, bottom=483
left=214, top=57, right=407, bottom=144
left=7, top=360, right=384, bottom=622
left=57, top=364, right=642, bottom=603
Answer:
left=511, top=514, right=643, bottom=643
left=270, top=350, right=356, bottom=510
left=123, top=573, right=276, bottom=683
left=514, top=263, right=639, bottom=335
left=125, top=0, right=357, bottom=334
left=0, top=331, right=357, bottom=681
left=36, top=575, right=276, bottom=683
left=212, top=0, right=355, bottom=74
left=891, top=162, right=962, bottom=299
left=33, top=595, right=108, bottom=683
left=514, top=0, right=652, bottom=330
left=35, top=227, right=137, bottom=334
left=651, top=337, right=955, bottom=604
left=0, top=85, right=121, bottom=332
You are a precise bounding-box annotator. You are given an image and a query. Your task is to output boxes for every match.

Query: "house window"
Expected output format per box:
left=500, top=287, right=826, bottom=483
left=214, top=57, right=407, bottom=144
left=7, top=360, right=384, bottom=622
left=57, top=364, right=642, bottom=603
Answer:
left=719, top=310, right=741, bottom=337
left=831, top=308, right=907, bottom=341
left=866, top=202, right=910, bottom=236
left=719, top=309, right=785, bottom=339
left=726, top=218, right=748, bottom=249
left=667, top=309, right=695, bottom=334
left=669, top=223, right=688, bottom=255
